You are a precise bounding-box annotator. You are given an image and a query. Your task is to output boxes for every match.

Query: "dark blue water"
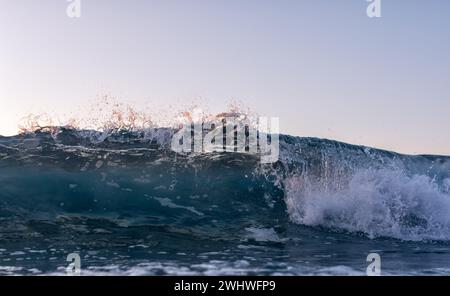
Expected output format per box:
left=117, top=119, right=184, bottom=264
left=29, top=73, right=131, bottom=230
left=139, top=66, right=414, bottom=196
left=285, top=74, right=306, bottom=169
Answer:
left=1, top=128, right=450, bottom=275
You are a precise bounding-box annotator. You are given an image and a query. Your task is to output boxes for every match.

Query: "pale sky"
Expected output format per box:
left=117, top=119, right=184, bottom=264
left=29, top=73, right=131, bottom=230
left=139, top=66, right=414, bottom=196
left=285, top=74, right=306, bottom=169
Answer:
left=1, top=0, right=449, bottom=155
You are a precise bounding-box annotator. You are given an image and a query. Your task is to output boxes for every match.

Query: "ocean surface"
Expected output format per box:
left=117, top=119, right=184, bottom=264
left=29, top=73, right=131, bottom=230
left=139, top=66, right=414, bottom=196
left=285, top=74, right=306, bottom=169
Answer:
left=1, top=127, right=450, bottom=275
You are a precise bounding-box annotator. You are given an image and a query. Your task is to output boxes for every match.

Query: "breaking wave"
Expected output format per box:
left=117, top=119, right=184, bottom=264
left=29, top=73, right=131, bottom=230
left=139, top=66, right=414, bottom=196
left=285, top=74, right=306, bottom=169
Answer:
left=0, top=124, right=449, bottom=242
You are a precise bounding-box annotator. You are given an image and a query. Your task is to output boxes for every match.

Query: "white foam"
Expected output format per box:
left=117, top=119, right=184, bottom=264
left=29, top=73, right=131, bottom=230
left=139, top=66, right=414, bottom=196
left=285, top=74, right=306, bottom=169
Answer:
left=285, top=169, right=450, bottom=241
left=245, top=227, right=282, bottom=242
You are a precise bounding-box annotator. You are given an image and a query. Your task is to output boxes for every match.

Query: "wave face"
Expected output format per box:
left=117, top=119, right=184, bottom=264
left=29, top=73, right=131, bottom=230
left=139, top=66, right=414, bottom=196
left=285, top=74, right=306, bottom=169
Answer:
left=1, top=128, right=450, bottom=275
left=0, top=128, right=286, bottom=244
left=1, top=128, right=450, bottom=243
